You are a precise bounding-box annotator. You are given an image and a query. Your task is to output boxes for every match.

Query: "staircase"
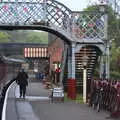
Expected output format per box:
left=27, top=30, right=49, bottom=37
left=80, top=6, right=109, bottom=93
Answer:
left=75, top=47, right=98, bottom=93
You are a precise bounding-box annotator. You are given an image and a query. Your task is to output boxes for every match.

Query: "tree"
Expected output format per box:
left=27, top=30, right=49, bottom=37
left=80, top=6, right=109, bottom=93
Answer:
left=84, top=5, right=120, bottom=43
left=7, top=30, right=28, bottom=42
left=84, top=5, right=120, bottom=79
left=6, top=30, right=48, bottom=44
left=26, top=31, right=48, bottom=44
left=0, top=31, right=11, bottom=42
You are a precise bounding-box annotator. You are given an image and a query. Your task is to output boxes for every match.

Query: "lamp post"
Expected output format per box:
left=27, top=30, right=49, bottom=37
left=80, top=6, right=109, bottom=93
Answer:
left=82, top=55, right=88, bottom=103
left=99, top=3, right=109, bottom=79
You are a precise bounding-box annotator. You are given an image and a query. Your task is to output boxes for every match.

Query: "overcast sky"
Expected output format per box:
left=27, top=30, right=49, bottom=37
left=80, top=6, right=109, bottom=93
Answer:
left=56, top=0, right=88, bottom=11
left=56, top=0, right=107, bottom=11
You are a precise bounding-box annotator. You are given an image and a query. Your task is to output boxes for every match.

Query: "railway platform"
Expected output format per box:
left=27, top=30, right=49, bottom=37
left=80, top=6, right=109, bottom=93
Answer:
left=3, top=77, right=115, bottom=120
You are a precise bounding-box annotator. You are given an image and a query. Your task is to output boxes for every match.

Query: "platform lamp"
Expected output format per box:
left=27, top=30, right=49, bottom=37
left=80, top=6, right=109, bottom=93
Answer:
left=82, top=47, right=88, bottom=103
left=99, top=0, right=107, bottom=13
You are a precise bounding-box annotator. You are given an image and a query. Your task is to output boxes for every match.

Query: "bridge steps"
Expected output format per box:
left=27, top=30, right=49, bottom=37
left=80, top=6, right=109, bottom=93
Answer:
left=75, top=47, right=98, bottom=93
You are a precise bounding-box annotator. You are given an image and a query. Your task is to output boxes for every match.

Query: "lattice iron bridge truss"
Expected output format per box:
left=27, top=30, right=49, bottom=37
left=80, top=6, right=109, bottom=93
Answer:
left=0, top=0, right=106, bottom=41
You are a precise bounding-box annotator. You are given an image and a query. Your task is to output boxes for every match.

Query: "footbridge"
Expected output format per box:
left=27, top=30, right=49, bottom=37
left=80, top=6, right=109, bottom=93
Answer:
left=0, top=0, right=110, bottom=103
left=0, top=0, right=105, bottom=42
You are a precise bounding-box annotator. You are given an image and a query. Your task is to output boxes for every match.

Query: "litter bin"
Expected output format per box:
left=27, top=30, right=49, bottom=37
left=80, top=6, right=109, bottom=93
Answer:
left=67, top=78, right=76, bottom=99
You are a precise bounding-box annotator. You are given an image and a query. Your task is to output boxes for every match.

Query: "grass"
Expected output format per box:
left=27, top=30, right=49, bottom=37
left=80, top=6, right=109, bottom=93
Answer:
left=64, top=93, right=84, bottom=104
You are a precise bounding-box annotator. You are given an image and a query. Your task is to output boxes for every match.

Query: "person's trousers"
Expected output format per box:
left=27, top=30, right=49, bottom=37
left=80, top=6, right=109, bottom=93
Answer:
left=19, top=85, right=26, bottom=97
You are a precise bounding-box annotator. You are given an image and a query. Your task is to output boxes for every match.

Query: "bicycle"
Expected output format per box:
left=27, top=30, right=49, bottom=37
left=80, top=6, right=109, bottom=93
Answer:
left=92, top=87, right=103, bottom=112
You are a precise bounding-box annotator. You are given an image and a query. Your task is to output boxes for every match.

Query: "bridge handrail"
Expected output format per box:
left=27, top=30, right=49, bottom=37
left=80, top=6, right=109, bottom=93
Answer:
left=0, top=0, right=106, bottom=42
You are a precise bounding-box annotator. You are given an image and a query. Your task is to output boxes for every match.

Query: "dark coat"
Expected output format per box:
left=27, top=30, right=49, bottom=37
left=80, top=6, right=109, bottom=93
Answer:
left=16, top=71, right=28, bottom=86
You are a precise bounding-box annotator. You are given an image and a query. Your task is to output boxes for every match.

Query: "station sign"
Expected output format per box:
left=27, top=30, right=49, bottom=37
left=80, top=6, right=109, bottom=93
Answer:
left=24, top=47, right=48, bottom=58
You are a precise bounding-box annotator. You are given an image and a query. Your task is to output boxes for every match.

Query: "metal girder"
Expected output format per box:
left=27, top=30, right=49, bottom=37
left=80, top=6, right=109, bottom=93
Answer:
left=0, top=0, right=106, bottom=42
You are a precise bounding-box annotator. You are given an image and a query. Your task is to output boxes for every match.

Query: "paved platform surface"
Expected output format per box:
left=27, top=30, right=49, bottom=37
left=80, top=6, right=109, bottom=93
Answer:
left=5, top=78, right=117, bottom=120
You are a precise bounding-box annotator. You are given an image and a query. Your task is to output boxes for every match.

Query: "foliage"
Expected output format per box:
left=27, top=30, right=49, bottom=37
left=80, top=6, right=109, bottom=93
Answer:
left=0, top=32, right=11, bottom=42
left=84, top=5, right=120, bottom=43
left=110, top=71, right=120, bottom=80
left=84, top=5, right=120, bottom=79
left=0, top=30, right=48, bottom=44
left=110, top=42, right=120, bottom=71
left=26, top=31, right=48, bottom=43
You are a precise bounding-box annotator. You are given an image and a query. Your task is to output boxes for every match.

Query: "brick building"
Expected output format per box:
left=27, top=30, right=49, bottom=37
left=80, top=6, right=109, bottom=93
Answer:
left=48, top=33, right=64, bottom=83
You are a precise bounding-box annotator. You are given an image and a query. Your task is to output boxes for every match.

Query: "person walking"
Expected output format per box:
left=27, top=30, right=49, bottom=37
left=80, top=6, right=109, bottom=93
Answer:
left=16, top=69, right=28, bottom=99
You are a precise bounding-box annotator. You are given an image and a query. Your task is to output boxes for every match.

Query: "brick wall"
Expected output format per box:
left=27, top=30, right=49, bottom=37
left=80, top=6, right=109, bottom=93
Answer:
left=48, top=34, right=64, bottom=71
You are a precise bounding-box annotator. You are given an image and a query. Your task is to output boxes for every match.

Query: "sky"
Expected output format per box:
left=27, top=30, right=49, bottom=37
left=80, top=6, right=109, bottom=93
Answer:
left=56, top=0, right=107, bottom=11
left=57, top=0, right=89, bottom=11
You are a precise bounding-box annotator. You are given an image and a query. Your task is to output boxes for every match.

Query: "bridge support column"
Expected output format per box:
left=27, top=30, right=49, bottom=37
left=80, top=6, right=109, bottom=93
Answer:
left=67, top=42, right=76, bottom=79
left=67, top=45, right=72, bottom=78
left=100, top=44, right=110, bottom=80
left=67, top=42, right=76, bottom=99
left=104, top=12, right=109, bottom=79
left=71, top=42, right=76, bottom=79
left=105, top=43, right=110, bottom=79
left=68, top=55, right=72, bottom=78
left=100, top=55, right=104, bottom=79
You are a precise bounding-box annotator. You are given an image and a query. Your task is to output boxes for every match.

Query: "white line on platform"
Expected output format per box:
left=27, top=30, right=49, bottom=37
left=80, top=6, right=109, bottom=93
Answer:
left=2, top=82, right=15, bottom=120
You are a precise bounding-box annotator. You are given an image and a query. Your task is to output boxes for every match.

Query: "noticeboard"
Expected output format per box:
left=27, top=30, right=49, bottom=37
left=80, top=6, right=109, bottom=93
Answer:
left=53, top=87, right=64, bottom=97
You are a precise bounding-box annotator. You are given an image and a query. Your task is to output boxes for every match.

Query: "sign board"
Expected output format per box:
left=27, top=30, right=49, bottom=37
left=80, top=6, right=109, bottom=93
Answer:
left=53, top=87, right=64, bottom=98
left=24, top=47, right=48, bottom=58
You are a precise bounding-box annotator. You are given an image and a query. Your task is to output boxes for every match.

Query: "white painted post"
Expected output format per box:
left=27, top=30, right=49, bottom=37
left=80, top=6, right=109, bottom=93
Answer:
left=83, top=68, right=87, bottom=103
